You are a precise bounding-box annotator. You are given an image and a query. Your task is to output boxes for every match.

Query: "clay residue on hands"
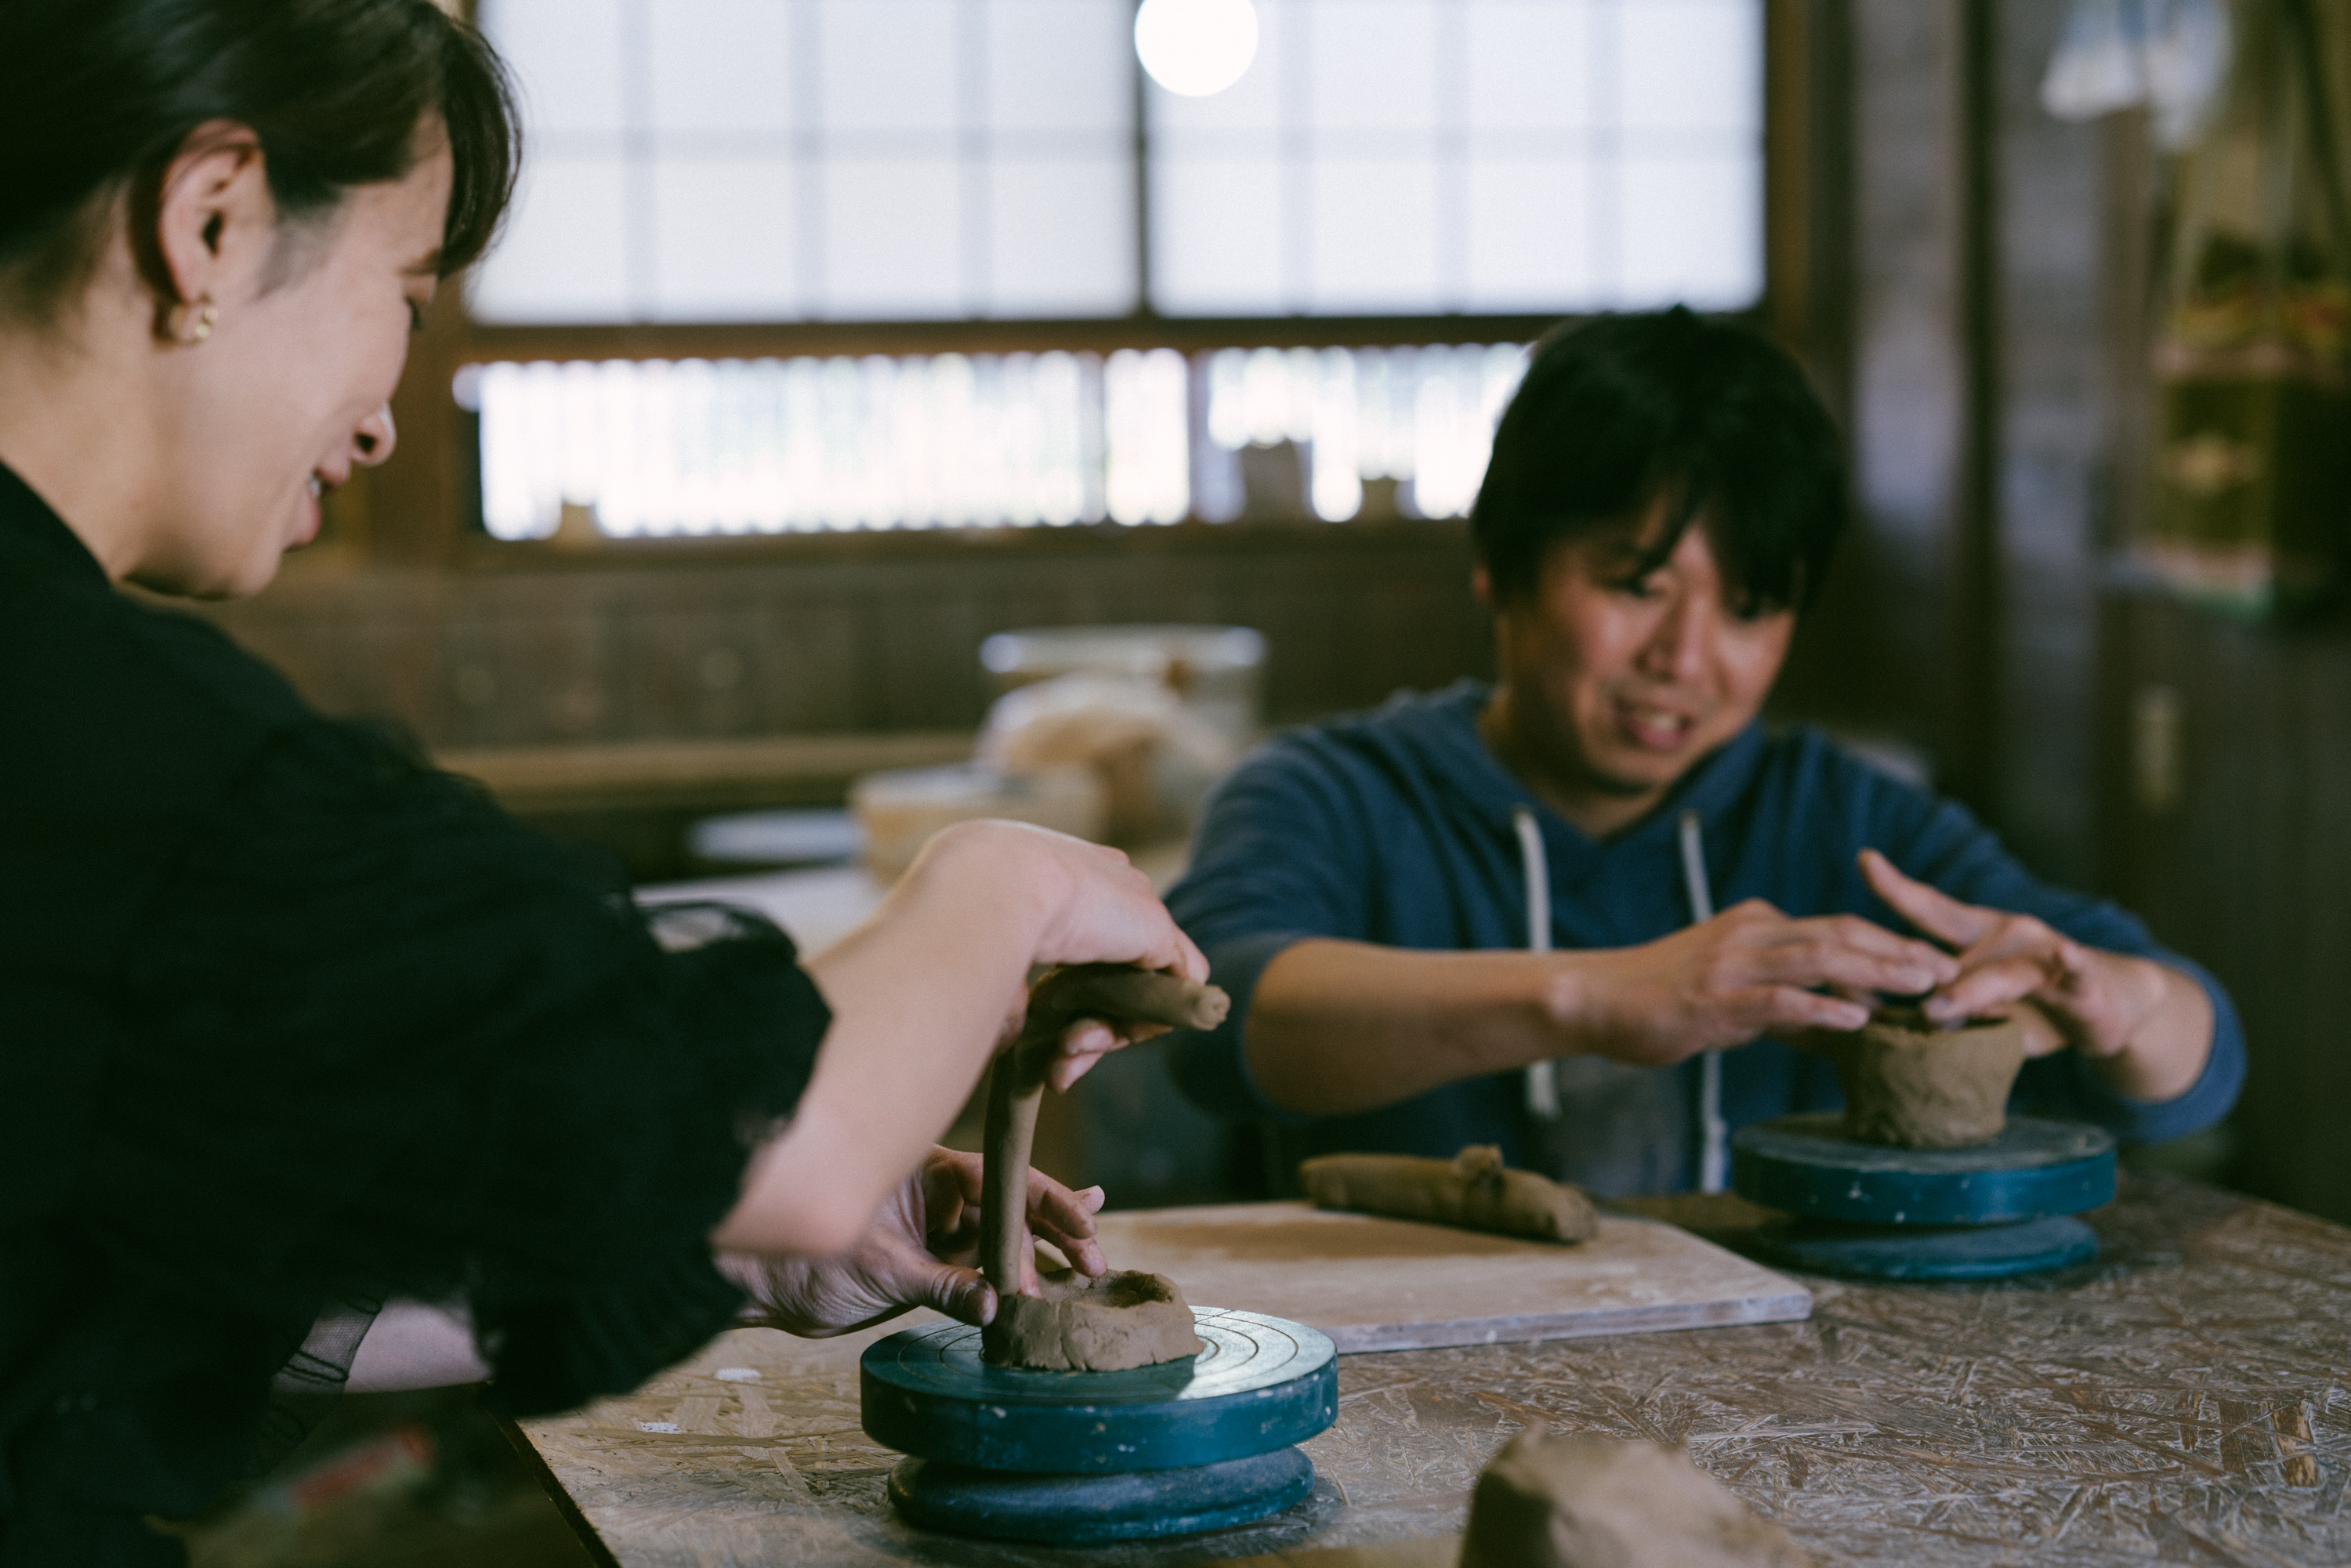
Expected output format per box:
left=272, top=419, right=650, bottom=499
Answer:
left=1833, top=1006, right=2026, bottom=1149
left=1459, top=1431, right=1811, bottom=1568
left=982, top=1266, right=1203, bottom=1371
left=1299, top=1146, right=1597, bottom=1244
left=980, top=964, right=1229, bottom=1371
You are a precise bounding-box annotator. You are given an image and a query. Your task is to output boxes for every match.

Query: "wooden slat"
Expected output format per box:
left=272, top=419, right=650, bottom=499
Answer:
left=434, top=731, right=973, bottom=813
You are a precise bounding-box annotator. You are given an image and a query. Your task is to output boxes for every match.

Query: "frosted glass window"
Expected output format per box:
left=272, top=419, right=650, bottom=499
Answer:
left=991, top=158, right=1137, bottom=317
left=1466, top=5, right=1596, bottom=133
left=473, top=0, right=1135, bottom=324
left=490, top=0, right=626, bottom=136
left=1466, top=158, right=1596, bottom=310
left=819, top=0, right=959, bottom=137
left=473, top=0, right=1761, bottom=325
left=1616, top=153, right=1762, bottom=310
left=1150, top=0, right=1763, bottom=317
left=1151, top=158, right=1288, bottom=314
left=651, top=160, right=799, bottom=320
left=1618, top=0, right=1761, bottom=139
left=988, top=0, right=1132, bottom=135
left=468, top=158, right=631, bottom=322
left=821, top=159, right=964, bottom=317
left=647, top=2, right=796, bottom=133
left=1306, top=1, right=1440, bottom=135
left=1311, top=159, right=1441, bottom=311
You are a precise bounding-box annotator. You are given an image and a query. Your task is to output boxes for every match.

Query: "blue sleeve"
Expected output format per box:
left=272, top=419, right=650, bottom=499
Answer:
left=1163, top=739, right=1374, bottom=1126
left=1859, top=770, right=2245, bottom=1145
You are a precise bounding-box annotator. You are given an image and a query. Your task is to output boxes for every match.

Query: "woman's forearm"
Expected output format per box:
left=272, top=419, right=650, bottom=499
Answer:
left=712, top=827, right=1049, bottom=1255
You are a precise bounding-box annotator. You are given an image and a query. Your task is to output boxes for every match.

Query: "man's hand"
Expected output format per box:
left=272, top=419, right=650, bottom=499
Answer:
left=1858, top=849, right=2212, bottom=1099
left=721, top=1147, right=1107, bottom=1338
left=1576, top=900, right=1958, bottom=1066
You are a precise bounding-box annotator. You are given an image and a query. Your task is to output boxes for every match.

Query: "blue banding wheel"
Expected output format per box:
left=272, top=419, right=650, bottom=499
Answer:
left=1732, top=1113, right=2116, bottom=1226
left=887, top=1447, right=1316, bottom=1544
left=860, top=1308, right=1338, bottom=1475
left=1748, top=1215, right=2100, bottom=1280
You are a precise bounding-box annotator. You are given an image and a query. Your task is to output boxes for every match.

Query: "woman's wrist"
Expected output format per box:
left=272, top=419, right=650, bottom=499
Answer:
left=900, top=820, right=1066, bottom=961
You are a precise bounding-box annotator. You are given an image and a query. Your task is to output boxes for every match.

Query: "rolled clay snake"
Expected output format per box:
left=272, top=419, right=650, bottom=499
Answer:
left=979, top=964, right=1230, bottom=1305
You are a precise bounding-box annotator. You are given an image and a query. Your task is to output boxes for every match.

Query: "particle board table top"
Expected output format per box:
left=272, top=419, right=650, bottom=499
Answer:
left=509, top=1174, right=2351, bottom=1566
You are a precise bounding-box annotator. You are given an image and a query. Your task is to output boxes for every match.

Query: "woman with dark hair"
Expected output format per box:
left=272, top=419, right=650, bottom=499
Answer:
left=0, top=5, right=1199, bottom=1561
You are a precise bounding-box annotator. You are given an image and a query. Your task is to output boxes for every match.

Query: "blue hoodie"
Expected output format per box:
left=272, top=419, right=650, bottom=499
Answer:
left=1165, top=681, right=2244, bottom=1196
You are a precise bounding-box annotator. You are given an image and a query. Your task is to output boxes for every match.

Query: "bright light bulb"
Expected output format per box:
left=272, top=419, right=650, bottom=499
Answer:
left=1135, top=0, right=1259, bottom=98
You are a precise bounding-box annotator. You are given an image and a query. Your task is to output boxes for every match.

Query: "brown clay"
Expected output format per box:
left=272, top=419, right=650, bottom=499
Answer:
left=980, top=964, right=1229, bottom=1371
left=1299, top=1146, right=1597, bottom=1244
left=1458, top=1431, right=1812, bottom=1568
left=1833, top=1006, right=2027, bottom=1149
left=982, top=1267, right=1202, bottom=1371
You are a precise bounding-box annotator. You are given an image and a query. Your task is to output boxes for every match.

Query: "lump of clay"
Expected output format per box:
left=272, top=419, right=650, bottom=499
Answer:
left=1300, top=1146, right=1596, bottom=1244
left=1834, top=1007, right=2026, bottom=1149
left=981, top=1268, right=1204, bottom=1372
left=1458, top=1432, right=1811, bottom=1568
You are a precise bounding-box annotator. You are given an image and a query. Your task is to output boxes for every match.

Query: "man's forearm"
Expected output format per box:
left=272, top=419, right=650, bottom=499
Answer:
left=1244, top=940, right=1577, bottom=1116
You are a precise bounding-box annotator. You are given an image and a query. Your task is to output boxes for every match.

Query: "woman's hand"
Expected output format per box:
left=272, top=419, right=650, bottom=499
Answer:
left=715, top=826, right=1197, bottom=1258
left=1573, top=900, right=1957, bottom=1066
left=723, top=1147, right=1107, bottom=1338
left=1858, top=849, right=2212, bottom=1099
left=941, top=820, right=1207, bottom=981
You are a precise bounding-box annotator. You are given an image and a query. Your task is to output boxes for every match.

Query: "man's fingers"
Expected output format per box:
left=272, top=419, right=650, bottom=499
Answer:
left=1922, top=956, right=2050, bottom=1024
left=1755, top=927, right=1956, bottom=998
left=1799, top=913, right=1963, bottom=979
left=1737, top=985, right=1871, bottom=1037
left=1858, top=849, right=1994, bottom=950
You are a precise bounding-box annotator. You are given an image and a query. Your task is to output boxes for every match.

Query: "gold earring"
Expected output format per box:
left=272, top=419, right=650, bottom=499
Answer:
left=181, top=296, right=217, bottom=345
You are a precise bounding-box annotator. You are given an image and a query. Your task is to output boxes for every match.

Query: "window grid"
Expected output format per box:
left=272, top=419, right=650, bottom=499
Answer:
left=472, top=0, right=1762, bottom=326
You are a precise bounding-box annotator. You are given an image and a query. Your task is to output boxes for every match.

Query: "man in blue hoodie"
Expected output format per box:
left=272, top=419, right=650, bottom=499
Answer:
left=1158, top=309, right=2243, bottom=1197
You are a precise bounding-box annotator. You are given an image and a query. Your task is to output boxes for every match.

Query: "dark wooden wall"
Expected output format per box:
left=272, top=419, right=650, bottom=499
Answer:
left=2099, top=596, right=2351, bottom=1223
left=200, top=522, right=1492, bottom=752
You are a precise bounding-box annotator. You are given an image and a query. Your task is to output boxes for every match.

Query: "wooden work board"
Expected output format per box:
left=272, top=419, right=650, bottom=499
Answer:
left=1089, top=1200, right=1810, bottom=1353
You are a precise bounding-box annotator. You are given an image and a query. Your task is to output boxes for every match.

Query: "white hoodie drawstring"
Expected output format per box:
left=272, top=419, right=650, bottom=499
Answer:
left=1512, top=806, right=1561, bottom=1119
left=1679, top=809, right=1729, bottom=1194
left=1510, top=802, right=1729, bottom=1192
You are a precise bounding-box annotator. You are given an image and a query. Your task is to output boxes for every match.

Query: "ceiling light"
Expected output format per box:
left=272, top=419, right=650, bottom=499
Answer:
left=1135, top=0, right=1259, bottom=98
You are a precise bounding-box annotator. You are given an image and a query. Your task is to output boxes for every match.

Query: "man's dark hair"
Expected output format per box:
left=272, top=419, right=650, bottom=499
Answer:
left=0, top=0, right=520, bottom=320
left=1470, top=307, right=1847, bottom=614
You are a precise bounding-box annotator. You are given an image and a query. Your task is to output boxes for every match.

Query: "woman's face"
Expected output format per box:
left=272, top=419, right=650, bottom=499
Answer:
left=143, top=131, right=451, bottom=598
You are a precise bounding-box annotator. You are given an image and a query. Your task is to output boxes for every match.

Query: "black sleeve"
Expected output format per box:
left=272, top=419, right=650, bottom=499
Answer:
left=88, top=719, right=828, bottom=1417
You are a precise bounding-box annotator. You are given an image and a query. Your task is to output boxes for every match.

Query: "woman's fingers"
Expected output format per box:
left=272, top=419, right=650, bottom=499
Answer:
left=1858, top=849, right=1994, bottom=951
left=1026, top=1175, right=1108, bottom=1276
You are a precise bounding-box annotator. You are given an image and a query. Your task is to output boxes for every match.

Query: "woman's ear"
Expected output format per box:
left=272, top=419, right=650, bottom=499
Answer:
left=147, top=120, right=273, bottom=341
left=1471, top=563, right=1494, bottom=610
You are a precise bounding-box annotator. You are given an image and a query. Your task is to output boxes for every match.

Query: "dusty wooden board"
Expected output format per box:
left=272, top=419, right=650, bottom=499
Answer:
left=1089, top=1200, right=1810, bottom=1353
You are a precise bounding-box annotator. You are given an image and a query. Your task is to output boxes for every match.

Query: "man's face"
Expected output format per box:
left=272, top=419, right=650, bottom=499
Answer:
left=1486, top=503, right=1795, bottom=826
